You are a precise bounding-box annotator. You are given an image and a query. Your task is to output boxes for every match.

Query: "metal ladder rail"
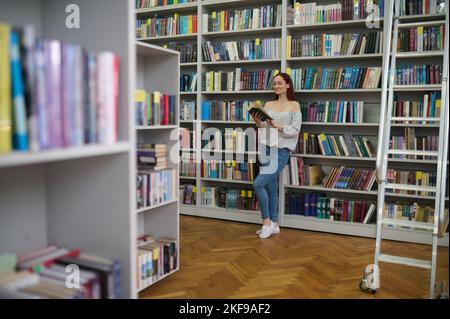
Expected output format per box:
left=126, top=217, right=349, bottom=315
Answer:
left=374, top=0, right=398, bottom=268
left=430, top=0, right=450, bottom=298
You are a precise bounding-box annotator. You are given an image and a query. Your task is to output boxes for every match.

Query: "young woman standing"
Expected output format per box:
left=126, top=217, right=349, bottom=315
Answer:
left=251, top=72, right=302, bottom=239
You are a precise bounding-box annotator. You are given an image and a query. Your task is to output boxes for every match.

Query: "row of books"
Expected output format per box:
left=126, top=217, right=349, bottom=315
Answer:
left=393, top=93, right=441, bottom=123
left=180, top=183, right=196, bottom=205
left=384, top=202, right=436, bottom=224
left=390, top=129, right=438, bottom=160
left=0, top=246, right=121, bottom=298
left=202, top=69, right=276, bottom=91
left=135, top=0, right=194, bottom=9
left=323, top=166, right=376, bottom=191
left=395, top=64, right=442, bottom=85
left=180, top=128, right=196, bottom=150
left=180, top=100, right=196, bottom=121
left=134, top=90, right=176, bottom=126
left=201, top=160, right=257, bottom=182
left=203, top=128, right=257, bottom=153
left=202, top=38, right=281, bottom=62
left=136, top=14, right=198, bottom=38
left=300, top=101, right=365, bottom=123
left=180, top=152, right=196, bottom=177
left=163, top=42, right=197, bottom=63
left=290, top=67, right=382, bottom=90
left=398, top=0, right=446, bottom=15
left=137, top=235, right=177, bottom=291
left=297, top=133, right=376, bottom=158
left=137, top=143, right=168, bottom=171
left=288, top=0, right=384, bottom=25
left=136, top=168, right=177, bottom=209
left=0, top=24, right=119, bottom=155
left=284, top=158, right=322, bottom=186
left=398, top=26, right=445, bottom=52
left=287, top=32, right=382, bottom=58
left=201, top=100, right=259, bottom=122
left=285, top=192, right=377, bottom=223
left=201, top=186, right=259, bottom=211
left=202, top=5, right=282, bottom=33
left=386, top=169, right=436, bottom=196
left=181, top=72, right=198, bottom=92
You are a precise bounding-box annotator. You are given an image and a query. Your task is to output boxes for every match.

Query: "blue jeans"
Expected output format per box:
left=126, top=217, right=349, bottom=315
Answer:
left=253, top=146, right=290, bottom=223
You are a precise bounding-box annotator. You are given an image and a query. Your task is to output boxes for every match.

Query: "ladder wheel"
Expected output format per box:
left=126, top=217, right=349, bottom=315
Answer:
left=371, top=289, right=377, bottom=294
left=359, top=280, right=369, bottom=292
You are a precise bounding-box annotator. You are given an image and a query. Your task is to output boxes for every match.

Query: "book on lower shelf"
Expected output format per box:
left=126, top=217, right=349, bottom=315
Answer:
left=285, top=192, right=377, bottom=224
left=180, top=183, right=196, bottom=205
left=201, top=186, right=259, bottom=211
left=201, top=159, right=257, bottom=182
left=393, top=92, right=441, bottom=123
left=0, top=23, right=120, bottom=155
left=0, top=246, right=121, bottom=299
left=136, top=234, right=177, bottom=291
left=386, top=169, right=437, bottom=196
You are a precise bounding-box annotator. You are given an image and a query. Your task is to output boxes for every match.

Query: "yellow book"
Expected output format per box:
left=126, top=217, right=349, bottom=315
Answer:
left=220, top=11, right=225, bottom=31
left=435, top=99, right=441, bottom=117
left=286, top=67, right=291, bottom=76
left=417, top=26, right=423, bottom=52
left=286, top=35, right=292, bottom=58
left=0, top=23, right=12, bottom=154
left=188, top=15, right=192, bottom=34
left=209, top=71, right=214, bottom=91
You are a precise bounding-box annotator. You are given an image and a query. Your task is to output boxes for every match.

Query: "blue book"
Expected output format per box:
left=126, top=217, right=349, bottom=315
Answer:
left=10, top=31, right=29, bottom=151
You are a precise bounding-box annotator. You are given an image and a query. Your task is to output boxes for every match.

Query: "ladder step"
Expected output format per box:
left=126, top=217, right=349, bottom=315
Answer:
left=390, top=117, right=440, bottom=122
left=385, top=183, right=437, bottom=193
left=387, top=150, right=439, bottom=157
left=398, top=20, right=445, bottom=29
left=379, top=254, right=432, bottom=269
left=382, top=219, right=434, bottom=231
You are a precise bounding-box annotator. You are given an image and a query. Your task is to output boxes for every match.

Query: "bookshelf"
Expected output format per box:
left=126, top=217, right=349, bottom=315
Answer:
left=0, top=0, right=136, bottom=298
left=135, top=41, right=180, bottom=294
left=136, top=0, right=449, bottom=247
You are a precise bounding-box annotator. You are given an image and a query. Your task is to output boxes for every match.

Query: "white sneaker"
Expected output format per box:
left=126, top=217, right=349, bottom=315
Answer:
left=256, top=223, right=280, bottom=235
left=258, top=222, right=276, bottom=239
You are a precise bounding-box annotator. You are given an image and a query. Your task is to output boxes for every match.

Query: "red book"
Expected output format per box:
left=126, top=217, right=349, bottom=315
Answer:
left=343, top=199, right=349, bottom=222
left=353, top=201, right=360, bottom=222
left=163, top=94, right=169, bottom=125
left=360, top=200, right=367, bottom=223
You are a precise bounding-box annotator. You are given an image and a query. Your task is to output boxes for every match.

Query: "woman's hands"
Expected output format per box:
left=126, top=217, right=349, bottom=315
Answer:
left=251, top=113, right=265, bottom=128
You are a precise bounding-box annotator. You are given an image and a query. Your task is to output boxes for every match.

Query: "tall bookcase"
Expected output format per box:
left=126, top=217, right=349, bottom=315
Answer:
left=0, top=0, right=180, bottom=298
left=135, top=41, right=180, bottom=293
left=136, top=0, right=449, bottom=247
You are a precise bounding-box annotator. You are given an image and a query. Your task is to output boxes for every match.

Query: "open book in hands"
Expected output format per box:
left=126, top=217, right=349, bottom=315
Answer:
left=248, top=103, right=273, bottom=122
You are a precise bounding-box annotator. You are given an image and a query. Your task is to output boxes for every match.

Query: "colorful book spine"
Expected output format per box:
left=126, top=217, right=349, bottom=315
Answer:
left=0, top=23, right=12, bottom=154
left=10, top=31, right=29, bottom=151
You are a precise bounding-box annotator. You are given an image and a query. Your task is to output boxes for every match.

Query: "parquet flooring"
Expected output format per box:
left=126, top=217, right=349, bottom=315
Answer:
left=139, top=215, right=449, bottom=299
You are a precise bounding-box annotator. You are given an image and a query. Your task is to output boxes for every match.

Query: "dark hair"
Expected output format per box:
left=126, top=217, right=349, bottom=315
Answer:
left=273, top=72, right=296, bottom=101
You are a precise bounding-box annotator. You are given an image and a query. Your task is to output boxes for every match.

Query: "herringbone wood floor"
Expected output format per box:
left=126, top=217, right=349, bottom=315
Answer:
left=139, top=215, right=449, bottom=299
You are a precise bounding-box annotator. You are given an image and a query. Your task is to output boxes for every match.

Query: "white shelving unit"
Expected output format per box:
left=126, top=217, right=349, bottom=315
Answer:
left=135, top=41, right=180, bottom=294
left=0, top=0, right=136, bottom=298
left=135, top=0, right=449, bottom=247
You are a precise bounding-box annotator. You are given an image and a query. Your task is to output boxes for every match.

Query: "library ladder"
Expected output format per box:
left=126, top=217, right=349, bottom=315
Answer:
left=361, top=0, right=449, bottom=298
